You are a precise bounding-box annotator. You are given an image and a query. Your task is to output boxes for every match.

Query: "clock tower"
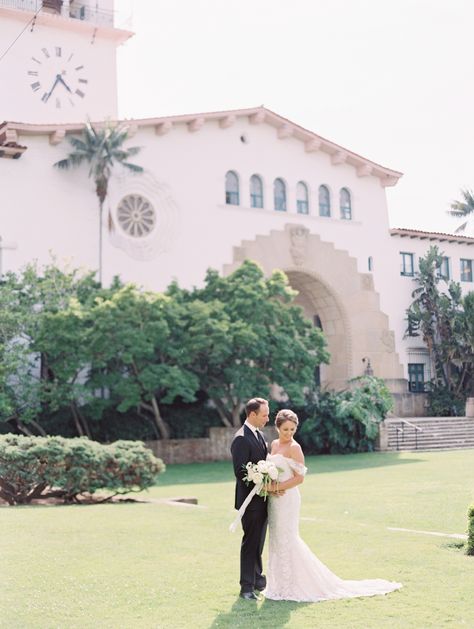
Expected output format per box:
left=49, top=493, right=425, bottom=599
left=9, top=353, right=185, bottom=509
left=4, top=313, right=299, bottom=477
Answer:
left=0, top=0, right=133, bottom=123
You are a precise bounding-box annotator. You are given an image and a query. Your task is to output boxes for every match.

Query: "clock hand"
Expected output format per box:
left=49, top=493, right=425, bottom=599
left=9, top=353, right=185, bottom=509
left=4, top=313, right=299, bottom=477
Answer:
left=44, top=74, right=61, bottom=103
left=57, top=75, right=73, bottom=94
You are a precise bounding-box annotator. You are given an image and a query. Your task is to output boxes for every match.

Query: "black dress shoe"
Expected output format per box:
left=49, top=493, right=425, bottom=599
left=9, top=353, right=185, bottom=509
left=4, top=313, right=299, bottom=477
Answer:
left=240, top=591, right=260, bottom=600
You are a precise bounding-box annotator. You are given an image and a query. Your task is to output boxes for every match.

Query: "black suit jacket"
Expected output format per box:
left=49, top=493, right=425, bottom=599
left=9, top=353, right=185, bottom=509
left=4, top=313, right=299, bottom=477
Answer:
left=230, top=424, right=268, bottom=511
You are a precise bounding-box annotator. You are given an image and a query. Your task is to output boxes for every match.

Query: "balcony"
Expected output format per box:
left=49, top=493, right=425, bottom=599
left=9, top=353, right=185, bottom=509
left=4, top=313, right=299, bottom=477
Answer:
left=0, top=0, right=116, bottom=27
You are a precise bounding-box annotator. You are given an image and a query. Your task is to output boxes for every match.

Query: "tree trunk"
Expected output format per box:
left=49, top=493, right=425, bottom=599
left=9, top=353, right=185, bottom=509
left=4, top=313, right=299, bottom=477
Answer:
left=71, top=403, right=85, bottom=437
left=16, top=419, right=35, bottom=437
left=137, top=409, right=160, bottom=439
left=98, top=199, right=103, bottom=285
left=150, top=396, right=170, bottom=439
left=140, top=399, right=170, bottom=439
left=211, top=396, right=233, bottom=427
left=76, top=404, right=92, bottom=439
left=231, top=403, right=244, bottom=427
left=27, top=419, right=47, bottom=437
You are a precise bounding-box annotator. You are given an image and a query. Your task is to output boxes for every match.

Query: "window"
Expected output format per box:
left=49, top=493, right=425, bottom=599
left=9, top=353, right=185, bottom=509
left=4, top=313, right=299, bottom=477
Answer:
left=296, top=181, right=309, bottom=214
left=319, top=185, right=330, bottom=217
left=117, top=194, right=156, bottom=237
left=460, top=258, right=473, bottom=282
left=225, top=170, right=239, bottom=205
left=368, top=256, right=373, bottom=272
left=437, top=256, right=450, bottom=279
left=408, top=363, right=425, bottom=392
left=400, top=252, right=415, bottom=276
left=274, top=178, right=287, bottom=212
left=250, top=174, right=263, bottom=208
left=340, top=187, right=352, bottom=220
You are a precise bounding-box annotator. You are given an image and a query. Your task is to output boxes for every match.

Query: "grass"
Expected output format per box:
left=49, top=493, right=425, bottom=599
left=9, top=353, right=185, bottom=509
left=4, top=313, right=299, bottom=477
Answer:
left=1, top=449, right=474, bottom=628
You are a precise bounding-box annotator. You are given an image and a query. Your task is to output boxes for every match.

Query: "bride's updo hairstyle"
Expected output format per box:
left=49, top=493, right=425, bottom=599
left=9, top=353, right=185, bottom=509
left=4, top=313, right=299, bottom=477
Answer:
left=275, top=409, right=299, bottom=429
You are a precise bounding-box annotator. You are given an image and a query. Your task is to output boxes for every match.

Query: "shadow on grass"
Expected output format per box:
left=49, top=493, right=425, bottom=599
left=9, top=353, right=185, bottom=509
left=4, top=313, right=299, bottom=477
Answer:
left=156, top=452, right=425, bottom=488
left=208, top=596, right=310, bottom=629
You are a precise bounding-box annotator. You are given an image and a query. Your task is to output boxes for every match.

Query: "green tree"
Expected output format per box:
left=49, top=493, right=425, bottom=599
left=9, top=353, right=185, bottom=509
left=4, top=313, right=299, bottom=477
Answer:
left=406, top=246, right=474, bottom=414
left=0, top=262, right=103, bottom=436
left=448, top=188, right=474, bottom=233
left=172, top=261, right=329, bottom=427
left=84, top=285, right=200, bottom=439
left=54, top=122, right=143, bottom=284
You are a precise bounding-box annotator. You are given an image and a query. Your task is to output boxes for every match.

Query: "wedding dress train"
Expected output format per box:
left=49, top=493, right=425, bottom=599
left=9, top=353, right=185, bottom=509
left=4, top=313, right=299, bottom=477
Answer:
left=263, top=453, right=402, bottom=602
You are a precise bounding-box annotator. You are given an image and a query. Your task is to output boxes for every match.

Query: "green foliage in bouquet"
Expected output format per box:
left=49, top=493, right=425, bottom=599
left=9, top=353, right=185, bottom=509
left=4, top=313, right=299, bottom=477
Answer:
left=0, top=434, right=165, bottom=505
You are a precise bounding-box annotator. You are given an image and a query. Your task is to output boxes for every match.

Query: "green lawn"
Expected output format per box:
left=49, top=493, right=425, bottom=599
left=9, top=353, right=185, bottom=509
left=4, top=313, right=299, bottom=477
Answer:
left=2, top=450, right=474, bottom=628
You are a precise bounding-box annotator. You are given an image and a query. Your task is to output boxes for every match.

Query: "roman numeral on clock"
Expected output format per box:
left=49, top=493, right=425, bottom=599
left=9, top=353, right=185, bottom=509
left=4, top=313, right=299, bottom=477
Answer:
left=31, top=82, right=41, bottom=92
left=75, top=89, right=85, bottom=98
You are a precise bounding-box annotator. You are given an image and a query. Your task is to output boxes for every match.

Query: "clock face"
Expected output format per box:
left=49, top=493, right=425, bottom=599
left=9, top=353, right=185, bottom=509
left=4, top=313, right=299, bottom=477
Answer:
left=27, top=47, right=88, bottom=109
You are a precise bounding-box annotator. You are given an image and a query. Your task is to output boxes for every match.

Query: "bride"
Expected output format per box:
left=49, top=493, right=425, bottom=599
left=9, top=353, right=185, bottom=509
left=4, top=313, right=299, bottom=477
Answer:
left=263, top=409, right=402, bottom=602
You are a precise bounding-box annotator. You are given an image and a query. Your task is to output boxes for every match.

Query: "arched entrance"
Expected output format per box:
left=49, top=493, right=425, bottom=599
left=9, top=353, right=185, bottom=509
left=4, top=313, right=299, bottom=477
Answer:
left=287, top=270, right=350, bottom=389
left=224, top=223, right=404, bottom=390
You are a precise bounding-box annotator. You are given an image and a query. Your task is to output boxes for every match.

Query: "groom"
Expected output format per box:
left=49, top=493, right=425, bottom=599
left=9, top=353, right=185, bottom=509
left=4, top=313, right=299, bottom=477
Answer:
left=230, top=397, right=270, bottom=600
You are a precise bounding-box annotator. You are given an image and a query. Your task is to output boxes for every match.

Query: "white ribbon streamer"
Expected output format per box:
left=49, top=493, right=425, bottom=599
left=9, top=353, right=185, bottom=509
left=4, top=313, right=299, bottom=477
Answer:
left=229, top=483, right=263, bottom=533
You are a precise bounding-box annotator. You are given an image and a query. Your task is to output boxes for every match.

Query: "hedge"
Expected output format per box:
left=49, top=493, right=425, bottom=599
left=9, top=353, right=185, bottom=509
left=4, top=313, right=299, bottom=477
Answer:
left=467, top=504, right=474, bottom=556
left=0, top=434, right=165, bottom=505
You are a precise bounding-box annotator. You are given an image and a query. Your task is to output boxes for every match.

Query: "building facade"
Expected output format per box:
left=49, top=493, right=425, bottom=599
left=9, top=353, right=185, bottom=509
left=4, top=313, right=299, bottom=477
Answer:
left=1, top=1, right=473, bottom=415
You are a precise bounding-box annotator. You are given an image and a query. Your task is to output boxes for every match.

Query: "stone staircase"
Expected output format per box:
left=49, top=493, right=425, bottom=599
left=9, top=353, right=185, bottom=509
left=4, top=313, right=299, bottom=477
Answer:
left=379, top=417, right=474, bottom=451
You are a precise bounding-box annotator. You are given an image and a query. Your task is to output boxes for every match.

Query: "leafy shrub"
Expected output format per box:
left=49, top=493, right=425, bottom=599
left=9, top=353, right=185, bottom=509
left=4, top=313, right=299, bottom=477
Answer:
left=467, top=505, right=474, bottom=556
left=293, top=377, right=393, bottom=454
left=0, top=434, right=165, bottom=505
left=427, top=385, right=465, bottom=417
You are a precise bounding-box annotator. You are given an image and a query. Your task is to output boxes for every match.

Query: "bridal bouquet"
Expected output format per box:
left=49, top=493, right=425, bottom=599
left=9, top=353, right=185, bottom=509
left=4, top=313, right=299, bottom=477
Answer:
left=229, top=459, right=282, bottom=533
left=243, top=460, right=280, bottom=500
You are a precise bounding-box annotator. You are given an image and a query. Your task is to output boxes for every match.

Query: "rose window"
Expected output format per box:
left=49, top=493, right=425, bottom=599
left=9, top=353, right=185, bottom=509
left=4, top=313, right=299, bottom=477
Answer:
left=117, top=194, right=156, bottom=237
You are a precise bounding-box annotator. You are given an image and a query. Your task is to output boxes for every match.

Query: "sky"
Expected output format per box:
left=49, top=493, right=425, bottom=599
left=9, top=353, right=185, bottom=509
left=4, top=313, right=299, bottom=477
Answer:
left=115, top=0, right=474, bottom=234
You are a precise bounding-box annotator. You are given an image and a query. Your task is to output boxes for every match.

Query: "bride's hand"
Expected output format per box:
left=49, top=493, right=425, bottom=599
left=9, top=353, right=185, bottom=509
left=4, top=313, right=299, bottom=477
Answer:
left=268, top=483, right=285, bottom=496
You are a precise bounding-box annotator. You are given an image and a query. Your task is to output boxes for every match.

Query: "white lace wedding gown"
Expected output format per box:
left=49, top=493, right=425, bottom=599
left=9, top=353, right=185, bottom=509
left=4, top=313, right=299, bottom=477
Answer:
left=263, top=453, right=402, bottom=602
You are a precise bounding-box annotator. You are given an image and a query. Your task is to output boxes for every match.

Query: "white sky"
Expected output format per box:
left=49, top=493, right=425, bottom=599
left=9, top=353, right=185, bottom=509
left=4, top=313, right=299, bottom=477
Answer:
left=115, top=0, right=474, bottom=234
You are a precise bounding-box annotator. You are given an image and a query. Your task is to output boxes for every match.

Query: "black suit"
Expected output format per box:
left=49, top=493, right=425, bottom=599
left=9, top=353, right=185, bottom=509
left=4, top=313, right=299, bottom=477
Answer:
left=230, top=424, right=268, bottom=593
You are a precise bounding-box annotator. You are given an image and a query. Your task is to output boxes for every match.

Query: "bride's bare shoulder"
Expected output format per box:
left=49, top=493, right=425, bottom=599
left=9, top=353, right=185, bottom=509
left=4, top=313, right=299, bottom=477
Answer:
left=270, top=439, right=279, bottom=454
left=290, top=441, right=305, bottom=462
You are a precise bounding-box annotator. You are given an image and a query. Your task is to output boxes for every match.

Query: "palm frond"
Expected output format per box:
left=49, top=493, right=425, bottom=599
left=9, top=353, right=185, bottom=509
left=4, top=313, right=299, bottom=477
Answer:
left=122, top=162, right=144, bottom=173
left=448, top=207, right=469, bottom=218
left=454, top=221, right=468, bottom=233
left=125, top=146, right=142, bottom=157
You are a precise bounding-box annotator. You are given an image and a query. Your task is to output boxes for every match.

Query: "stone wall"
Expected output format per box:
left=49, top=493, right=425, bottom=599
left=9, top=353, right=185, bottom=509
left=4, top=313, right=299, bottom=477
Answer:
left=146, top=426, right=277, bottom=465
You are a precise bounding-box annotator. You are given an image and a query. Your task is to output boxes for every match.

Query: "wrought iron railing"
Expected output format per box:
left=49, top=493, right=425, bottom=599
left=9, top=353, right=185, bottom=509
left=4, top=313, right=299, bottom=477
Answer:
left=395, top=419, right=423, bottom=451
left=0, top=0, right=116, bottom=27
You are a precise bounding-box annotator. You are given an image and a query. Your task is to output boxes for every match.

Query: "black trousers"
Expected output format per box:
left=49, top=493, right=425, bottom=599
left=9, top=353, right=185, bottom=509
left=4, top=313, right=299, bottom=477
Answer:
left=240, top=508, right=268, bottom=593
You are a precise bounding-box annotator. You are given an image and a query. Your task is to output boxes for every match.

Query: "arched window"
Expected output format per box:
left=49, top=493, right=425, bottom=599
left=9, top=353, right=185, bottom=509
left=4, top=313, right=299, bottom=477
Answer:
left=296, top=181, right=309, bottom=214
left=318, top=185, right=330, bottom=217
left=313, top=315, right=323, bottom=330
left=274, top=178, right=287, bottom=212
left=225, top=170, right=239, bottom=205
left=340, top=187, right=352, bottom=220
left=250, top=174, right=264, bottom=208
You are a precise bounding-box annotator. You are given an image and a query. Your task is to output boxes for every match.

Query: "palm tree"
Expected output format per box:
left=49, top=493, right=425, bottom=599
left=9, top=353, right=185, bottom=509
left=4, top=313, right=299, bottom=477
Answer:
left=54, top=121, right=143, bottom=284
left=448, top=188, right=474, bottom=234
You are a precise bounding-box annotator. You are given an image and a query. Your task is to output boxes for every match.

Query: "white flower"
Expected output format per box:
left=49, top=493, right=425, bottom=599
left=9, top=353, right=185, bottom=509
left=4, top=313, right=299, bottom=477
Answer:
left=245, top=462, right=253, bottom=471
left=252, top=472, right=263, bottom=485
left=257, top=460, right=269, bottom=473
left=268, top=465, right=279, bottom=480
